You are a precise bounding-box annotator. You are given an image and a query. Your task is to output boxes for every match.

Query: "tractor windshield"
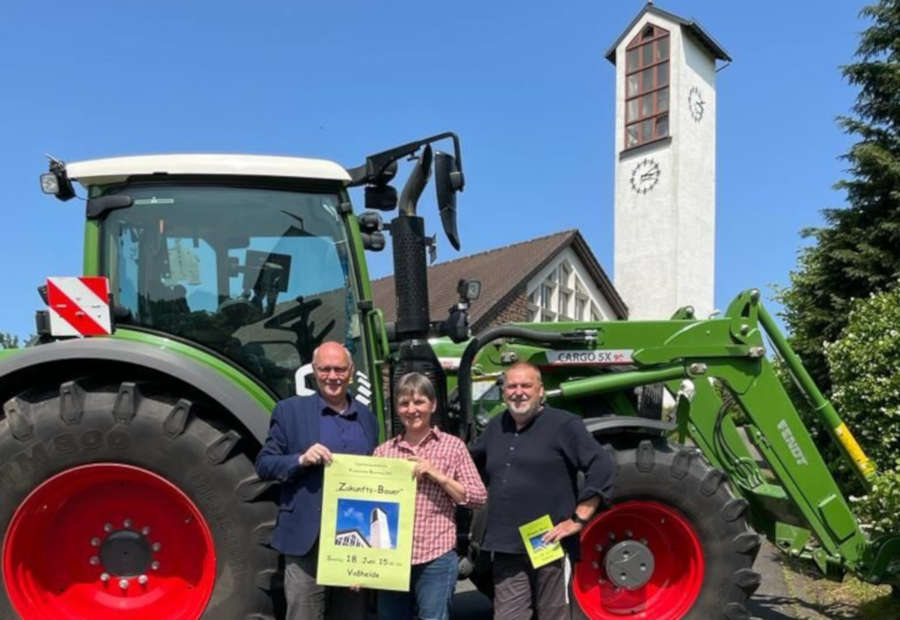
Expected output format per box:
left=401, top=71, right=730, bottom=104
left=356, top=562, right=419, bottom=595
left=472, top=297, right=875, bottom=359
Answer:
left=98, top=182, right=364, bottom=399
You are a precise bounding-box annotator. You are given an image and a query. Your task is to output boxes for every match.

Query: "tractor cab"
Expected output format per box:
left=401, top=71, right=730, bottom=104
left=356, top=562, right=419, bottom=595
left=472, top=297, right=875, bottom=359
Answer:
left=59, top=155, right=366, bottom=398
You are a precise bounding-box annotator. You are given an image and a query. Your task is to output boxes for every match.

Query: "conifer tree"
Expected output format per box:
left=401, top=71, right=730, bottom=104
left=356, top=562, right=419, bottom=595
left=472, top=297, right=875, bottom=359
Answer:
left=779, top=0, right=900, bottom=390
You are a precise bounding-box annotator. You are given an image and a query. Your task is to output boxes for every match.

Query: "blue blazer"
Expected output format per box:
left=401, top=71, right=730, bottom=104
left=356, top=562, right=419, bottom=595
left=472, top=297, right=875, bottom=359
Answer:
left=255, top=395, right=378, bottom=556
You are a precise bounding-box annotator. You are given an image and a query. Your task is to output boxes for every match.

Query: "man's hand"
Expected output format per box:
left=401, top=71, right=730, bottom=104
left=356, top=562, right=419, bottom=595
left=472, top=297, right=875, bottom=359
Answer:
left=299, top=443, right=334, bottom=467
left=542, top=519, right=583, bottom=544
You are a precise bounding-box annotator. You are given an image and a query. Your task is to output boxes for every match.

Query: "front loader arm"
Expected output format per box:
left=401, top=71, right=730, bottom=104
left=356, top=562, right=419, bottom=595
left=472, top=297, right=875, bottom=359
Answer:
left=456, top=289, right=897, bottom=583
left=660, top=290, right=877, bottom=578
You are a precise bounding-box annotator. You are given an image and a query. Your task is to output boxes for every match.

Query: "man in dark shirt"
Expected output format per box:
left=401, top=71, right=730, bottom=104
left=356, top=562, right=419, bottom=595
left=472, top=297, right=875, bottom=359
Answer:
left=470, top=362, right=614, bottom=620
left=256, top=341, right=378, bottom=620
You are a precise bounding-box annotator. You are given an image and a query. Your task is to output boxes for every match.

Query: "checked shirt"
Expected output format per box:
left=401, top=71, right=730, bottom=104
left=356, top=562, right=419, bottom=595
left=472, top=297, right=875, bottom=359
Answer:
left=374, top=427, right=487, bottom=564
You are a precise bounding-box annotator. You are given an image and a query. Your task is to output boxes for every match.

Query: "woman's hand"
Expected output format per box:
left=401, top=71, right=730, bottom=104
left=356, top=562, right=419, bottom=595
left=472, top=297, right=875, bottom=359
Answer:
left=409, top=455, right=468, bottom=504
left=408, top=456, right=440, bottom=482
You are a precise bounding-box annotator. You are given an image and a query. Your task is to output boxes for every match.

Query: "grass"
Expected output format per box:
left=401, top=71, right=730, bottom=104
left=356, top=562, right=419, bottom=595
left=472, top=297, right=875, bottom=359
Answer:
left=780, top=557, right=900, bottom=619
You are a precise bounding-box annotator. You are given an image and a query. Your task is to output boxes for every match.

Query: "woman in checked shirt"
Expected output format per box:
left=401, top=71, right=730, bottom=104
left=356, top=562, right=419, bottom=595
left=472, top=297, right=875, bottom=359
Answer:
left=374, top=372, right=487, bottom=620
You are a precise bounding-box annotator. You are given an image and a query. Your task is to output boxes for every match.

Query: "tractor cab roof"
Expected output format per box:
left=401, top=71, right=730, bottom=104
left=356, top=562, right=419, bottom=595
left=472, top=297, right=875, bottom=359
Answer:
left=66, top=153, right=352, bottom=187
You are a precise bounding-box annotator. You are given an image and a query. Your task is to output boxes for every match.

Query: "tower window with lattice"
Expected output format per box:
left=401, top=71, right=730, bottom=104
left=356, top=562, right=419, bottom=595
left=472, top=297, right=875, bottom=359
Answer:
left=624, top=23, right=670, bottom=148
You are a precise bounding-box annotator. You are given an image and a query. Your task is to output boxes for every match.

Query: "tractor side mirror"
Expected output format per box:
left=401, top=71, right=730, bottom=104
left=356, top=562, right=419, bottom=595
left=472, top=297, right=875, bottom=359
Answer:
left=365, top=184, right=398, bottom=211
left=434, top=151, right=463, bottom=250
left=364, top=159, right=399, bottom=211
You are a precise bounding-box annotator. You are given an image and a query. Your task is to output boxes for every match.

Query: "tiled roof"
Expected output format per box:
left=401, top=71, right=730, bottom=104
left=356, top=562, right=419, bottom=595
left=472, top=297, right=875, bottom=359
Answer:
left=371, top=230, right=627, bottom=329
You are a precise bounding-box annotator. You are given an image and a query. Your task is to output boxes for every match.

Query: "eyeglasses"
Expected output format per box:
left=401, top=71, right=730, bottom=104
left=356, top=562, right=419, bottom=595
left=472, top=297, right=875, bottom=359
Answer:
left=314, top=365, right=350, bottom=376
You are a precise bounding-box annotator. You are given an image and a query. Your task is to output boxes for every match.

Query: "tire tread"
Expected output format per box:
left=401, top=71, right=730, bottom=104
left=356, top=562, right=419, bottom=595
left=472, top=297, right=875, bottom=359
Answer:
left=3, top=397, right=33, bottom=441
left=206, top=430, right=242, bottom=464
left=113, top=382, right=139, bottom=423
left=59, top=380, right=85, bottom=425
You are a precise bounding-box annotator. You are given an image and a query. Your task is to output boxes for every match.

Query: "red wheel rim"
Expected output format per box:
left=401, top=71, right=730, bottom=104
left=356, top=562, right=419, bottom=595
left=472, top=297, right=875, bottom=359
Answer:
left=573, top=500, right=704, bottom=620
left=3, top=463, right=217, bottom=620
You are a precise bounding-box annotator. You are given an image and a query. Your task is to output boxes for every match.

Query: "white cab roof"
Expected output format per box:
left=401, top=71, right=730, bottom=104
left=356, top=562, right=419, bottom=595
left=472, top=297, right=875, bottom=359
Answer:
left=66, top=153, right=352, bottom=187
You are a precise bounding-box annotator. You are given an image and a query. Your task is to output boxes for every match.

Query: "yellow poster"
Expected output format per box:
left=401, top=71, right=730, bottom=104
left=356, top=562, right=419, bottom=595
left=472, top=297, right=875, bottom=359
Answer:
left=317, top=454, right=416, bottom=591
left=519, top=514, right=564, bottom=569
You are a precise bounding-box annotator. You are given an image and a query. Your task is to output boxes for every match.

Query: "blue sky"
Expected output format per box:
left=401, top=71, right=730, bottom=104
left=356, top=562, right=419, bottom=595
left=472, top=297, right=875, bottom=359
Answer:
left=336, top=498, right=400, bottom=548
left=0, top=1, right=866, bottom=339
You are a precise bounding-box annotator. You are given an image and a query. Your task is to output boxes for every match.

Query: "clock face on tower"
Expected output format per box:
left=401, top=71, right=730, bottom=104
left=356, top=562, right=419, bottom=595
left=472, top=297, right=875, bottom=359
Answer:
left=688, top=86, right=705, bottom=122
left=630, top=158, right=660, bottom=194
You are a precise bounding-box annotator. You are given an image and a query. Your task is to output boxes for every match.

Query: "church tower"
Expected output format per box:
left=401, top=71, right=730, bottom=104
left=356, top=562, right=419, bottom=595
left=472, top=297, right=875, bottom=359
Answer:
left=608, top=4, right=730, bottom=319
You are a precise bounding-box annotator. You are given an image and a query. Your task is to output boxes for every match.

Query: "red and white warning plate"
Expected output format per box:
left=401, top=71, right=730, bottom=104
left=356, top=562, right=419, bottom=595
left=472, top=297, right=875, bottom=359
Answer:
left=46, top=277, right=112, bottom=337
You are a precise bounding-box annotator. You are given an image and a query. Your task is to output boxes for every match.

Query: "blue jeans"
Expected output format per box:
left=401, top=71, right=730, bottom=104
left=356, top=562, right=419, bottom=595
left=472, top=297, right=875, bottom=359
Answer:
left=377, top=550, right=458, bottom=620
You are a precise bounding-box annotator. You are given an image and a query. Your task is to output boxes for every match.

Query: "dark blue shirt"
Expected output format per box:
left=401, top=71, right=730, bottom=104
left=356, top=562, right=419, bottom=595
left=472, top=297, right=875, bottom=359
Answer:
left=318, top=395, right=371, bottom=457
left=469, top=406, right=614, bottom=559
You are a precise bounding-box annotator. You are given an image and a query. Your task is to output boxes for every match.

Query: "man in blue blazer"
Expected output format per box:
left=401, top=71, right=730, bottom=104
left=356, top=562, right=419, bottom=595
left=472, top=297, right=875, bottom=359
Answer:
left=256, top=341, right=378, bottom=620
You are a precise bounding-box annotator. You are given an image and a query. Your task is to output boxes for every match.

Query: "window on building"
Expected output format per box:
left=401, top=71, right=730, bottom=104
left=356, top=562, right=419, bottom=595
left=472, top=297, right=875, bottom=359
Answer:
left=541, top=284, right=553, bottom=309
left=559, top=262, right=573, bottom=288
left=625, top=23, right=670, bottom=149
left=575, top=297, right=587, bottom=320
left=558, top=290, right=571, bottom=318
left=590, top=304, right=601, bottom=322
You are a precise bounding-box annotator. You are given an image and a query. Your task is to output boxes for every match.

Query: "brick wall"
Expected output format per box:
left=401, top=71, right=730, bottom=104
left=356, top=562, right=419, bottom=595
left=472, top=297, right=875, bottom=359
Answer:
left=474, top=284, right=530, bottom=331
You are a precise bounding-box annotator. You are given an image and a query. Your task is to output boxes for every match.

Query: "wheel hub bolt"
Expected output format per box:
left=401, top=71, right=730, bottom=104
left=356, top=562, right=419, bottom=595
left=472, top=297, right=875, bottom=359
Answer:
left=138, top=574, right=149, bottom=585
left=89, top=556, right=100, bottom=566
left=594, top=544, right=603, bottom=552
left=123, top=519, right=132, bottom=528
left=104, top=523, right=113, bottom=533
left=592, top=561, right=599, bottom=569
left=151, top=561, right=160, bottom=571
left=100, top=572, right=110, bottom=582
left=142, top=526, right=151, bottom=536
left=152, top=542, right=161, bottom=552
left=608, top=532, right=616, bottom=540
left=91, top=537, right=101, bottom=547
left=625, top=530, right=633, bottom=538
left=118, top=578, right=129, bottom=590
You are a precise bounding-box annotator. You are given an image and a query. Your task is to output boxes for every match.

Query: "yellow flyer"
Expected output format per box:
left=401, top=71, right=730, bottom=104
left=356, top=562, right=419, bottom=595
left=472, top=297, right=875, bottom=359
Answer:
left=519, top=514, right=564, bottom=569
left=317, top=454, right=416, bottom=591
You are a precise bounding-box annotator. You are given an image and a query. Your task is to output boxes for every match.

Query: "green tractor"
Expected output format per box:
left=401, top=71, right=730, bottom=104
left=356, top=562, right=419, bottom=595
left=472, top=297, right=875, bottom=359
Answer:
left=0, top=134, right=897, bottom=619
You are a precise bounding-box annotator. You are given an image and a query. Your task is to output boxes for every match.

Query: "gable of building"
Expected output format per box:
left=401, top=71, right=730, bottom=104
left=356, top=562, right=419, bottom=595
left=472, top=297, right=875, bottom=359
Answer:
left=371, top=230, right=627, bottom=332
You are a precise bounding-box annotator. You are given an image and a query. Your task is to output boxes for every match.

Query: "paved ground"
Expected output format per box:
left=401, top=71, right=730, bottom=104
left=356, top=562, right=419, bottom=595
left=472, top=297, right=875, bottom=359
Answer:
left=745, top=540, right=800, bottom=620
left=450, top=540, right=804, bottom=619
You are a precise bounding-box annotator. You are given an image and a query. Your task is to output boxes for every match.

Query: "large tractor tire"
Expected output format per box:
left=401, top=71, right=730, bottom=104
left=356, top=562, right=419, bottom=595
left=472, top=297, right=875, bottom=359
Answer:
left=0, top=379, right=280, bottom=620
left=572, top=439, right=761, bottom=620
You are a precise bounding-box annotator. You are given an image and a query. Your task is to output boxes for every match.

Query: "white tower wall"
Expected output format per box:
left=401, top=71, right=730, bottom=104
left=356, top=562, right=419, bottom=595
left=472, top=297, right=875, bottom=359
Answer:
left=613, top=12, right=718, bottom=319
left=368, top=507, right=392, bottom=549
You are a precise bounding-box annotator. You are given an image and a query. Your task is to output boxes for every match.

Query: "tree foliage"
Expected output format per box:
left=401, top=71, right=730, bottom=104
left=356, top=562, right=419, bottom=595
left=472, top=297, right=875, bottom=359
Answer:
left=826, top=286, right=900, bottom=467
left=0, top=332, right=20, bottom=350
left=778, top=0, right=900, bottom=392
left=824, top=286, right=900, bottom=534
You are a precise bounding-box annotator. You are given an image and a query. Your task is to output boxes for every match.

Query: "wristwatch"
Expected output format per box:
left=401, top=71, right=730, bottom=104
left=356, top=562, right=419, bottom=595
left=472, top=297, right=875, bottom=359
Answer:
left=571, top=512, right=590, bottom=526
